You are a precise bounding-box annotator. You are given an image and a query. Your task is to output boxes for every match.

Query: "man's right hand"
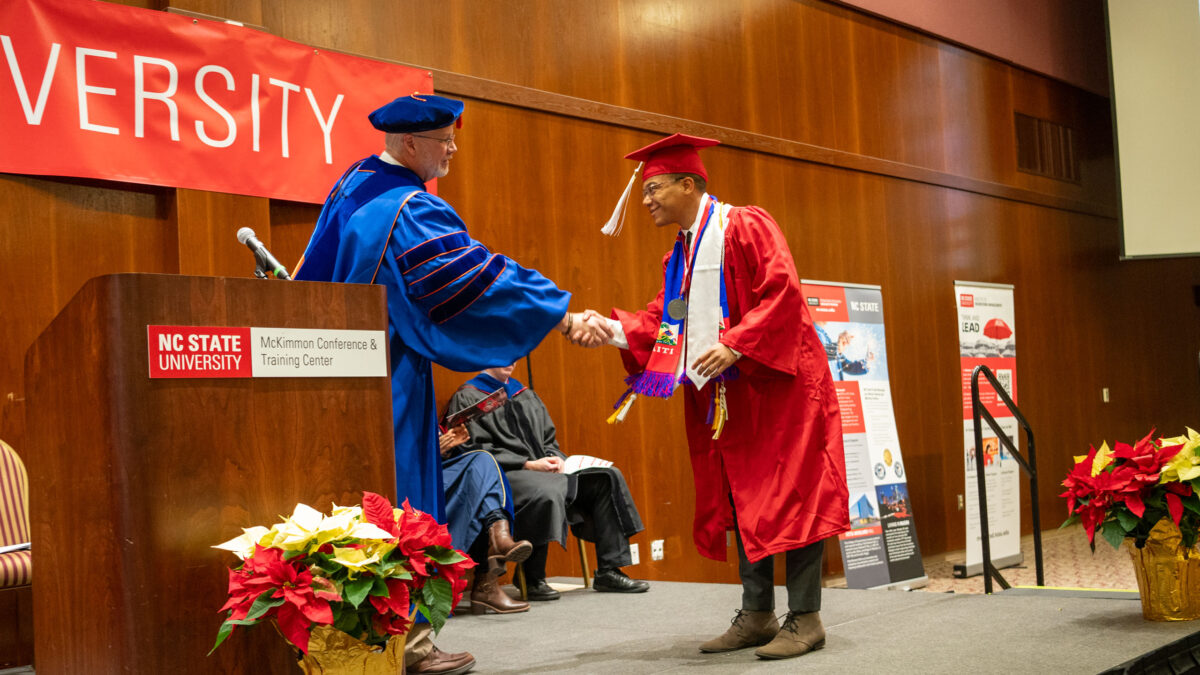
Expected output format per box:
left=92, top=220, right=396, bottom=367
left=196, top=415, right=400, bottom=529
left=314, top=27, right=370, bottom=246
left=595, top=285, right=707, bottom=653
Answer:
left=581, top=309, right=614, bottom=341
left=524, top=457, right=564, bottom=472
left=559, top=310, right=614, bottom=348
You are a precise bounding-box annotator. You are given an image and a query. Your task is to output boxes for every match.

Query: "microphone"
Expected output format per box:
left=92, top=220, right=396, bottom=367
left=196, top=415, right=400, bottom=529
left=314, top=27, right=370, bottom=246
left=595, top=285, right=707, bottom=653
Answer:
left=236, top=227, right=291, bottom=280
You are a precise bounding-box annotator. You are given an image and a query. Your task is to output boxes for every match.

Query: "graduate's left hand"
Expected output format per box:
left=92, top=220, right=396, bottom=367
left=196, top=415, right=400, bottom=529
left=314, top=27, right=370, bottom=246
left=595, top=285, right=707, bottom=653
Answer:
left=692, top=344, right=739, bottom=379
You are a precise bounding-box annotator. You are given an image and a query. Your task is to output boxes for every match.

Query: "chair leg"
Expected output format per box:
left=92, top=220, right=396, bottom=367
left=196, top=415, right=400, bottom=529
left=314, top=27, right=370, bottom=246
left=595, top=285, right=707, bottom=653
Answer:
left=578, top=537, right=591, bottom=589
left=516, top=562, right=528, bottom=600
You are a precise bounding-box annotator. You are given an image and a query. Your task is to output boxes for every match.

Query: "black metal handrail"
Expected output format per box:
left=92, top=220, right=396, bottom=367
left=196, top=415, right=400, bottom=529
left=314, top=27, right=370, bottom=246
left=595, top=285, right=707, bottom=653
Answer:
left=970, top=364, right=1044, bottom=594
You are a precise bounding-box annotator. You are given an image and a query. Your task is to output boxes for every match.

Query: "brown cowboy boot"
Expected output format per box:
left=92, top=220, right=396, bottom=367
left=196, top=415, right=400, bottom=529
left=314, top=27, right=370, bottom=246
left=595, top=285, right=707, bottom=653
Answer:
left=754, top=611, right=825, bottom=659
left=469, top=571, right=530, bottom=615
left=698, top=609, right=779, bottom=653
left=487, top=519, right=532, bottom=566
left=407, top=646, right=476, bottom=675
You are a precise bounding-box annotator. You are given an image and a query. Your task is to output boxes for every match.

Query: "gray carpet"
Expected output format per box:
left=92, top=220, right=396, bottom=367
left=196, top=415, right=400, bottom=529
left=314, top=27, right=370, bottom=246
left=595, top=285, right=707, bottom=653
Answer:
left=433, top=579, right=1199, bottom=674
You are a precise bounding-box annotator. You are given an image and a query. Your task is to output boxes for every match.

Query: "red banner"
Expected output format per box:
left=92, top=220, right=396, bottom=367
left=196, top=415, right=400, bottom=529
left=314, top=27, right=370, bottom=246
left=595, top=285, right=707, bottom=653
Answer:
left=0, top=0, right=431, bottom=203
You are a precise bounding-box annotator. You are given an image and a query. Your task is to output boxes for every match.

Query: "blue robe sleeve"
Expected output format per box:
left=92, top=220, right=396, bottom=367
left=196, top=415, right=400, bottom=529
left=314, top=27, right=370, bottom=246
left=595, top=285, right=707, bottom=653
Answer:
left=373, top=193, right=570, bottom=372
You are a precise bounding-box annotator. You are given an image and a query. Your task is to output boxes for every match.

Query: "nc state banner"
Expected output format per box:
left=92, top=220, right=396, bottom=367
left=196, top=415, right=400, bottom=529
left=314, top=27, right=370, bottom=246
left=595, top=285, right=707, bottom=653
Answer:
left=801, top=280, right=927, bottom=590
left=0, top=0, right=431, bottom=203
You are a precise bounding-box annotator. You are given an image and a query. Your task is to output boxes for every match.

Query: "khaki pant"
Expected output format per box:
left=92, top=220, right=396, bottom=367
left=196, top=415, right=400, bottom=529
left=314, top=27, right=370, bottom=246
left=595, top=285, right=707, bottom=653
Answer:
left=404, top=624, right=434, bottom=667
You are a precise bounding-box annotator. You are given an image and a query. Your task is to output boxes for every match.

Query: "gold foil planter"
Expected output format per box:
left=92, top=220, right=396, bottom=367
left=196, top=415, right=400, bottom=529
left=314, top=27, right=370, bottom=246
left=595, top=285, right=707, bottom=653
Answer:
left=297, top=625, right=407, bottom=674
left=1126, top=519, right=1200, bottom=621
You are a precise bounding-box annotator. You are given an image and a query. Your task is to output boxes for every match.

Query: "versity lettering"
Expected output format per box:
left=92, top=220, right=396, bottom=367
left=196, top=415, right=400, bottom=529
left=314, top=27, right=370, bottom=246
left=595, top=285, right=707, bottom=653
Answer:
left=0, top=0, right=431, bottom=203
left=0, top=35, right=344, bottom=163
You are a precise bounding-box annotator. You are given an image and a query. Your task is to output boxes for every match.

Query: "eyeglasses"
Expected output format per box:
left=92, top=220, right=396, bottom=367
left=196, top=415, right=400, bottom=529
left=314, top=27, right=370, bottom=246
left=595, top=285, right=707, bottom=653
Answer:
left=411, top=133, right=457, bottom=148
left=642, top=177, right=682, bottom=199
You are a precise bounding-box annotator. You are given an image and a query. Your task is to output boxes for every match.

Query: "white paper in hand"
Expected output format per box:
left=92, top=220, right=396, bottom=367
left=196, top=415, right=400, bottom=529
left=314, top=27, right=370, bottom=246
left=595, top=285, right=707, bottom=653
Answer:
left=562, top=455, right=615, bottom=474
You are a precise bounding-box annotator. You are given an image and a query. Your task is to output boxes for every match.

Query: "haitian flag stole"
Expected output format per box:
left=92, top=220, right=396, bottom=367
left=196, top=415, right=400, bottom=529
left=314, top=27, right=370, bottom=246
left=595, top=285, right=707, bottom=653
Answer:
left=610, top=195, right=734, bottom=437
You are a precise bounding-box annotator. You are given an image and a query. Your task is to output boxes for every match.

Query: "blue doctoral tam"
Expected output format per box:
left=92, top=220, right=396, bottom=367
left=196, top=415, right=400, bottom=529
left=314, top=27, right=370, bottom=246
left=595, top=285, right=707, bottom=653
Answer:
left=369, top=93, right=464, bottom=133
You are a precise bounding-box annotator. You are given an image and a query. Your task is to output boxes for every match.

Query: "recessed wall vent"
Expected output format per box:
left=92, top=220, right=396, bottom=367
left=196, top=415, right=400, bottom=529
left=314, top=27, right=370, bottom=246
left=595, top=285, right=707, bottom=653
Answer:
left=1015, top=113, right=1079, bottom=183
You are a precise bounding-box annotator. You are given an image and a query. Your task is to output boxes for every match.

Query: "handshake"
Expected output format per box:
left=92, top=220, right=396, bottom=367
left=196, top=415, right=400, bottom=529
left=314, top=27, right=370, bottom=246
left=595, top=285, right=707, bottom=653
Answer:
left=558, top=309, right=614, bottom=348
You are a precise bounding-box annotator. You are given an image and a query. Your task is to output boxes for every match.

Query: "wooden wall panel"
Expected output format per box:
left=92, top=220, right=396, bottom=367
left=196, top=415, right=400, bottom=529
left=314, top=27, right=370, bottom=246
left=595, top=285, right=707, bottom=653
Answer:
left=0, top=175, right=173, bottom=451
left=2, top=0, right=1198, bottom=589
left=269, top=200, right=323, bottom=272
left=237, top=0, right=1109, bottom=206
left=173, top=190, right=271, bottom=277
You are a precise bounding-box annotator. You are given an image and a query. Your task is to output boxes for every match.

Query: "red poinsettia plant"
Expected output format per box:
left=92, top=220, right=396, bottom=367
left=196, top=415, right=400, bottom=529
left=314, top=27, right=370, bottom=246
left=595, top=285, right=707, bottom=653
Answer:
left=210, top=492, right=473, bottom=655
left=1061, top=428, right=1200, bottom=552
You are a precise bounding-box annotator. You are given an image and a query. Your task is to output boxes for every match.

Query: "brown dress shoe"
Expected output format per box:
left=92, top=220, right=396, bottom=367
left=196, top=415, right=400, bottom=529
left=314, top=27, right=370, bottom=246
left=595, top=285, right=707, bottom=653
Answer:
left=755, top=611, right=825, bottom=659
left=469, top=571, right=530, bottom=614
left=487, top=520, right=533, bottom=566
left=408, top=645, right=476, bottom=675
left=698, top=609, right=779, bottom=653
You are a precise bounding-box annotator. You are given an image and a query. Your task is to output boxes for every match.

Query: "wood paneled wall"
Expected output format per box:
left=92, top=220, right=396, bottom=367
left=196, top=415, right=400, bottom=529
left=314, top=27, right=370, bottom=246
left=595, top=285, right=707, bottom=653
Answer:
left=2, top=0, right=1198, bottom=587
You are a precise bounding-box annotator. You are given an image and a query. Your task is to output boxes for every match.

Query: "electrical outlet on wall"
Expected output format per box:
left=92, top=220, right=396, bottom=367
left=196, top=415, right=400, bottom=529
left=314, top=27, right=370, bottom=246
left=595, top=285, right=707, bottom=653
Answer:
left=651, top=539, right=664, bottom=561
left=630, top=543, right=639, bottom=565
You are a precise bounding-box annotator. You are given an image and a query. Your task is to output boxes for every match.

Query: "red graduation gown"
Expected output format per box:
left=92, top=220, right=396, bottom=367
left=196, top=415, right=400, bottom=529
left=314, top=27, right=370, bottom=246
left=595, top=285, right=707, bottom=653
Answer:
left=613, top=204, right=849, bottom=563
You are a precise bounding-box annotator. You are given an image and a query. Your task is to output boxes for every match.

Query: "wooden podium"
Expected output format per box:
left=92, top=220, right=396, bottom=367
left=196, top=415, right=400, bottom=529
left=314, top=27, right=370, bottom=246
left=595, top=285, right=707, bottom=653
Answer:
left=24, top=274, right=397, bottom=674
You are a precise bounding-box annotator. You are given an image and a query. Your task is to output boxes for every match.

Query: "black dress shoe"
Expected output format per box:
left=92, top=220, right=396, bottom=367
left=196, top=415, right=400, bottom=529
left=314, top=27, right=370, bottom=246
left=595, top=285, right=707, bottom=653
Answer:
left=593, top=568, right=650, bottom=593
left=526, top=579, right=561, bottom=601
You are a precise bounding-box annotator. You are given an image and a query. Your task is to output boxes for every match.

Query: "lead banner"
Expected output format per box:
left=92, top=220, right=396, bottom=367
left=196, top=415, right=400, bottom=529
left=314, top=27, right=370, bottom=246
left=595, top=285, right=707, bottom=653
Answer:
left=0, top=0, right=431, bottom=203
left=954, top=281, right=1021, bottom=575
left=802, top=280, right=926, bottom=589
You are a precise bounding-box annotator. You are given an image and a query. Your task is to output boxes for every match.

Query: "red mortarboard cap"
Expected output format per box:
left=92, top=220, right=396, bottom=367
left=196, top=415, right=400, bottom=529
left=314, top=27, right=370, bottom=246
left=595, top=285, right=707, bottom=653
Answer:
left=601, top=133, right=720, bottom=236
left=624, top=133, right=720, bottom=180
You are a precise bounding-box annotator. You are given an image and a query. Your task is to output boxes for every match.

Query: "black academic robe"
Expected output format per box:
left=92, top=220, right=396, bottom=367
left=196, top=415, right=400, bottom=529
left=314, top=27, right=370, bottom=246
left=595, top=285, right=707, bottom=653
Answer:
left=448, top=374, right=643, bottom=548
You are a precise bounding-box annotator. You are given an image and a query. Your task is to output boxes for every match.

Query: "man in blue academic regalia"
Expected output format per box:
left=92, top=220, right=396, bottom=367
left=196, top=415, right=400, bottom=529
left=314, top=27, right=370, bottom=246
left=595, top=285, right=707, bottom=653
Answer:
left=294, top=93, right=610, bottom=675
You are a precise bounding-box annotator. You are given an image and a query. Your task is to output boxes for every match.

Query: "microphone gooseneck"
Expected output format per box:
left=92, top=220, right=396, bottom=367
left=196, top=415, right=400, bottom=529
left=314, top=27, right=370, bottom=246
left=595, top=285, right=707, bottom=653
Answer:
left=236, top=227, right=291, bottom=280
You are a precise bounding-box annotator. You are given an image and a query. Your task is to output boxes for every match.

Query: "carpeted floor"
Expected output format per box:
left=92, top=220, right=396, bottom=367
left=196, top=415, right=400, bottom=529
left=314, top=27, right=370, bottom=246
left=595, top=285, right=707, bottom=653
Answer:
left=435, top=525, right=1194, bottom=673
left=872, top=523, right=1139, bottom=595
left=442, top=575, right=1190, bottom=674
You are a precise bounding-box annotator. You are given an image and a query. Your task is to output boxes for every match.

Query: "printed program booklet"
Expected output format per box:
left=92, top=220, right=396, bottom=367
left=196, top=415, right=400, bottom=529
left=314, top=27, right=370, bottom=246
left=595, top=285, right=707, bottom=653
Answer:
left=443, top=387, right=507, bottom=428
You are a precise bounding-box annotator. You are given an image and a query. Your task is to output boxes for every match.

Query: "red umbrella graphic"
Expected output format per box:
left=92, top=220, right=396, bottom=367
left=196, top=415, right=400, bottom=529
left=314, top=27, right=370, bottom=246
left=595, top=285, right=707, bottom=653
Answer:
left=983, top=318, right=1012, bottom=340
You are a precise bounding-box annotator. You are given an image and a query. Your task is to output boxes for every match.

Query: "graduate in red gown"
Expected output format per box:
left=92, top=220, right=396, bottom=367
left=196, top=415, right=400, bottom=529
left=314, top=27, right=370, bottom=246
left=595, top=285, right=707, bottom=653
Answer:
left=600, top=134, right=849, bottom=661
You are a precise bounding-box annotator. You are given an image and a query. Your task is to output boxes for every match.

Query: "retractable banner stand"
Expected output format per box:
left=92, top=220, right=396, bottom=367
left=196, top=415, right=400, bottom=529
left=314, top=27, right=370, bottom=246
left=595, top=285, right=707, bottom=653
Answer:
left=954, top=281, right=1021, bottom=576
left=801, top=280, right=927, bottom=590
left=0, top=0, right=431, bottom=203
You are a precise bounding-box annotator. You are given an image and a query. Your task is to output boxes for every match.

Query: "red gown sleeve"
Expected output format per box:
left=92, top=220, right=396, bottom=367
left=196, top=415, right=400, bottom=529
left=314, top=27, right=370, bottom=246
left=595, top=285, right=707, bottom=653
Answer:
left=719, top=206, right=805, bottom=377
left=611, top=251, right=670, bottom=376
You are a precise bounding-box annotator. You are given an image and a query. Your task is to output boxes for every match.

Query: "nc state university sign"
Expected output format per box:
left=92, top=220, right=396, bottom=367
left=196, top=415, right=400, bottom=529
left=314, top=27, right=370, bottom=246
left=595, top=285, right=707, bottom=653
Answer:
left=0, top=0, right=430, bottom=203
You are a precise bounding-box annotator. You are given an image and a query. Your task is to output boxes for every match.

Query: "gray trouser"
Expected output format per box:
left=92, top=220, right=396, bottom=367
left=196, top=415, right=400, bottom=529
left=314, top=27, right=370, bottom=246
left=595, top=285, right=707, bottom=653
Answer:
left=735, top=524, right=824, bottom=613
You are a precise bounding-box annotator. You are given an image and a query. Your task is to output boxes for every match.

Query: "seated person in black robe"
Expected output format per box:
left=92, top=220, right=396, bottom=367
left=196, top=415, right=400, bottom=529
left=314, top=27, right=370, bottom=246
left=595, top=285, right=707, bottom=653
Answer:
left=446, top=363, right=649, bottom=599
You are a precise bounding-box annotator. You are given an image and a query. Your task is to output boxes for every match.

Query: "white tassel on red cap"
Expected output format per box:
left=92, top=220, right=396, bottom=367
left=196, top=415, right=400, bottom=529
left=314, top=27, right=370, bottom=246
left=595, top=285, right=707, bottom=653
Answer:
left=600, top=161, right=643, bottom=237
